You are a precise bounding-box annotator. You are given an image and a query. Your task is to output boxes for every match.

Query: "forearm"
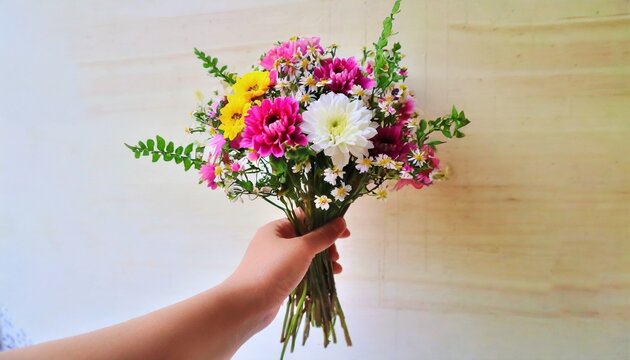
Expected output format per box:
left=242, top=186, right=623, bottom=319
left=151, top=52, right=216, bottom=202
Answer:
left=2, top=280, right=271, bottom=360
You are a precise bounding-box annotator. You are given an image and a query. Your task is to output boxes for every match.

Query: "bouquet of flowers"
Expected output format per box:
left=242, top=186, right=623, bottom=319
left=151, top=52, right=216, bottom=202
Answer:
left=126, top=0, right=469, bottom=357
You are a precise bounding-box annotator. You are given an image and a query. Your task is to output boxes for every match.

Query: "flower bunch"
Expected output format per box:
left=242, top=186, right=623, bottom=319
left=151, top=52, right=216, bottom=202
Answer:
left=126, top=0, right=469, bottom=358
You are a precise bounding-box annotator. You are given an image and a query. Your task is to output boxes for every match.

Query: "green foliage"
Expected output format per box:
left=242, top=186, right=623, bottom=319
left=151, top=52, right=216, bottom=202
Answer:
left=373, top=0, right=403, bottom=90
left=416, top=106, right=471, bottom=148
left=125, top=136, right=204, bottom=171
left=194, top=48, right=237, bottom=85
left=284, top=147, right=316, bottom=163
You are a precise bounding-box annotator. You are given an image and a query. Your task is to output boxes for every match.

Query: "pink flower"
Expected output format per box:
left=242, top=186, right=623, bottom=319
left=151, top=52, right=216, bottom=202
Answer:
left=421, top=144, right=440, bottom=168
left=203, top=134, right=226, bottom=163
left=398, top=96, right=415, bottom=122
left=260, top=37, right=323, bottom=71
left=370, top=123, right=413, bottom=160
left=393, top=170, right=433, bottom=191
left=314, top=57, right=374, bottom=94
left=240, top=97, right=308, bottom=158
left=199, top=164, right=218, bottom=189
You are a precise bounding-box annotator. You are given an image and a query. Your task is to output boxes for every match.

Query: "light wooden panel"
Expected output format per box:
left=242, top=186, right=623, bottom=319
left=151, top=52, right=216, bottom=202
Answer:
left=1, top=0, right=628, bottom=359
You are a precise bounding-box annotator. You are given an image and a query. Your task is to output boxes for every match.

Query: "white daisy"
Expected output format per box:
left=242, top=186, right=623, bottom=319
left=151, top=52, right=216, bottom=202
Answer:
left=373, top=154, right=397, bottom=170
left=331, top=183, right=352, bottom=202
left=355, top=156, right=372, bottom=173
left=350, top=84, right=366, bottom=97
left=314, top=195, right=332, bottom=210
left=409, top=148, right=428, bottom=166
left=323, top=166, right=345, bottom=185
left=295, top=88, right=316, bottom=105
left=301, top=93, right=377, bottom=168
left=299, top=74, right=318, bottom=92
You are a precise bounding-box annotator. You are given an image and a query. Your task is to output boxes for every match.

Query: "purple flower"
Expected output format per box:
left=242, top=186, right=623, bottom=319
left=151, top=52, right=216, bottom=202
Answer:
left=314, top=57, right=374, bottom=94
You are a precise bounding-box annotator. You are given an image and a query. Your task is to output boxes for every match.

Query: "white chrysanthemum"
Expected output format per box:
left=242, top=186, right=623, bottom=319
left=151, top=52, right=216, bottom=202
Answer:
left=302, top=93, right=377, bottom=168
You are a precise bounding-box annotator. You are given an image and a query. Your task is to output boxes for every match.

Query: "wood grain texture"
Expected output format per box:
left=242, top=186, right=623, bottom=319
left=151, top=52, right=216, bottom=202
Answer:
left=1, top=0, right=628, bottom=359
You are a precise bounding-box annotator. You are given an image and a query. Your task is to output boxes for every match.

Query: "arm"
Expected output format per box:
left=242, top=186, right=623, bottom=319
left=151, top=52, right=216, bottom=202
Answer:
left=1, top=218, right=348, bottom=360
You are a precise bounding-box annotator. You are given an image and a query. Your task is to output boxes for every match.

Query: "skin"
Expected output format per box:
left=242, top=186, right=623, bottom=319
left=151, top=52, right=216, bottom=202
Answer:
left=1, top=217, right=349, bottom=360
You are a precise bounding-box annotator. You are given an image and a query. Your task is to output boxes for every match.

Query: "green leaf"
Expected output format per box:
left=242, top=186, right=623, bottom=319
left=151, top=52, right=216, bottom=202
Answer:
left=166, top=141, right=174, bottom=153
left=134, top=151, right=141, bottom=159
left=419, top=119, right=427, bottom=132
left=174, top=155, right=182, bottom=164
left=146, top=139, right=155, bottom=150
left=184, top=143, right=194, bottom=155
left=451, top=106, right=458, bottom=119
left=183, top=158, right=192, bottom=171
left=175, top=146, right=183, bottom=155
left=269, top=156, right=287, bottom=175
left=427, top=140, right=446, bottom=147
left=163, top=153, right=173, bottom=161
left=156, top=135, right=165, bottom=151
left=242, top=180, right=254, bottom=192
left=151, top=153, right=160, bottom=162
left=441, top=128, right=452, bottom=138
left=137, top=141, right=146, bottom=150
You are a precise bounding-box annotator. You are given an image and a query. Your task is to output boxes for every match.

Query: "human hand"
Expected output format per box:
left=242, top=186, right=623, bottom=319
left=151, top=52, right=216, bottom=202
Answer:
left=224, top=217, right=349, bottom=330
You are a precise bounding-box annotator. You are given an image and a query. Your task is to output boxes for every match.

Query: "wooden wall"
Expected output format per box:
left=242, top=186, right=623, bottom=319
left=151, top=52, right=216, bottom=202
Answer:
left=1, top=0, right=628, bottom=359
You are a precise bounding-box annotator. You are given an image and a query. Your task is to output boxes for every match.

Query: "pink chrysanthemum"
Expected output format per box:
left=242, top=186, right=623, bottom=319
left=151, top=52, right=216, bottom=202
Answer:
left=199, top=163, right=218, bottom=189
left=240, top=97, right=308, bottom=158
left=314, top=57, right=375, bottom=95
left=260, top=37, right=323, bottom=71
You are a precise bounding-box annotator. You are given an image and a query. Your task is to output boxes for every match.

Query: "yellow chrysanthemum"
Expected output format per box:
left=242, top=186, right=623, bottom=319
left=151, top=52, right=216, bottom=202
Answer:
left=231, top=71, right=270, bottom=101
left=219, top=95, right=251, bottom=140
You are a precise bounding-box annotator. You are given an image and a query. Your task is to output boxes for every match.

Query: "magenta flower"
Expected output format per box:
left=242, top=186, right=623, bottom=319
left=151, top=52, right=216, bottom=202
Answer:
left=199, top=163, right=218, bottom=189
left=398, top=96, right=415, bottom=122
left=260, top=37, right=323, bottom=71
left=240, top=97, right=308, bottom=158
left=370, top=123, right=413, bottom=160
left=314, top=57, right=375, bottom=94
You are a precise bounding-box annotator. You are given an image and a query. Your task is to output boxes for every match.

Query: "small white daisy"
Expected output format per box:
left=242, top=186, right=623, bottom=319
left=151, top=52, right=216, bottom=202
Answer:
left=299, top=75, right=318, bottom=92
left=410, top=149, right=428, bottom=166
left=331, top=183, right=352, bottom=202
left=323, top=166, right=345, bottom=185
left=295, top=88, right=316, bottom=105
left=350, top=84, right=366, bottom=97
left=355, top=156, right=372, bottom=173
left=314, top=195, right=332, bottom=210
left=373, top=154, right=397, bottom=170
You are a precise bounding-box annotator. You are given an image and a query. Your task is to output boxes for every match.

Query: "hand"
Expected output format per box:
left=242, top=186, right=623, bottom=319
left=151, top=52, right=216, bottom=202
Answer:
left=225, top=217, right=350, bottom=329
left=0, top=218, right=350, bottom=360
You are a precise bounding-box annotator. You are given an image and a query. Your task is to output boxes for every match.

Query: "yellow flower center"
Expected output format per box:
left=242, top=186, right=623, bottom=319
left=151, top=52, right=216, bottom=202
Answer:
left=327, top=115, right=347, bottom=137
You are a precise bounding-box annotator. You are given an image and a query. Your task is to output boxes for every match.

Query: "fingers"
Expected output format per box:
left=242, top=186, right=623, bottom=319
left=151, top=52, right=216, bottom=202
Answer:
left=329, top=244, right=339, bottom=261
left=332, top=262, right=343, bottom=274
left=300, top=217, right=347, bottom=255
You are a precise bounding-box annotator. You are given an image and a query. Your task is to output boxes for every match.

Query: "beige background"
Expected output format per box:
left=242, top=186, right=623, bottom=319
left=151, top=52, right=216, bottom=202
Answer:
left=1, top=0, right=629, bottom=359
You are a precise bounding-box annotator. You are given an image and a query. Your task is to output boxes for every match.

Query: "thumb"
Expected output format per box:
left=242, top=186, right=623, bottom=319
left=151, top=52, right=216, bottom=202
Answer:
left=299, top=218, right=346, bottom=255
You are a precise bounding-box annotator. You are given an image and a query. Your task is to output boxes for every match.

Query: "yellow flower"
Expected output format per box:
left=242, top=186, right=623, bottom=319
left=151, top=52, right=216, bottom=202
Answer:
left=219, top=95, right=251, bottom=140
left=232, top=71, right=270, bottom=101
